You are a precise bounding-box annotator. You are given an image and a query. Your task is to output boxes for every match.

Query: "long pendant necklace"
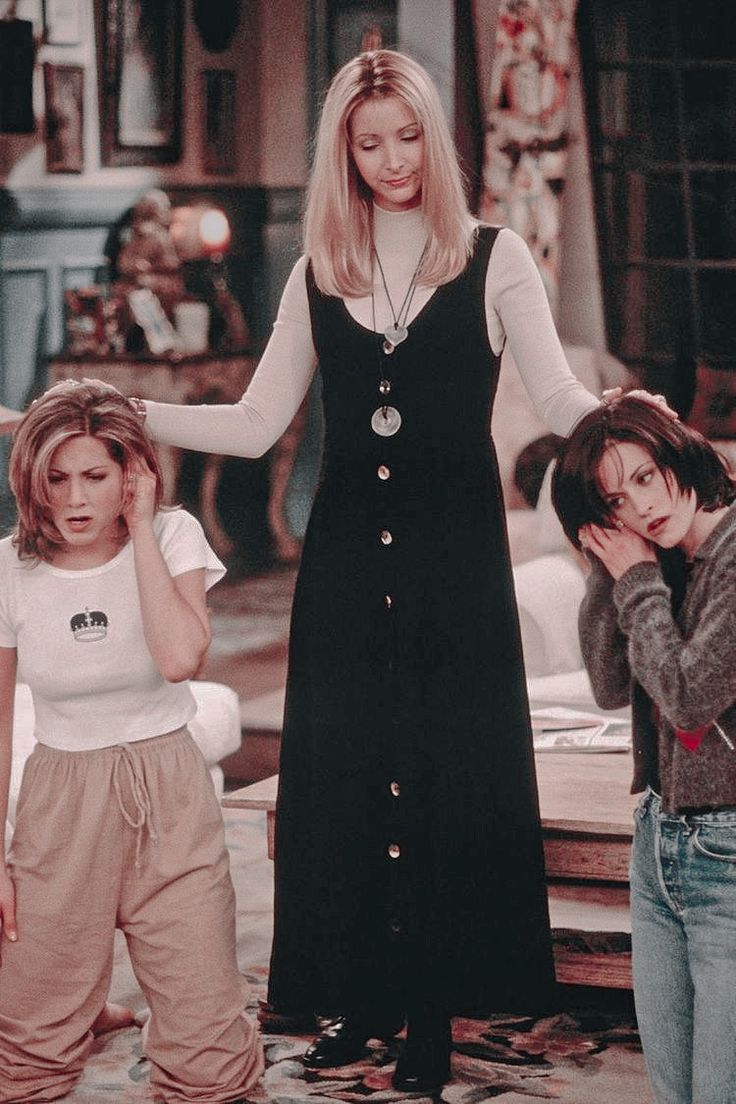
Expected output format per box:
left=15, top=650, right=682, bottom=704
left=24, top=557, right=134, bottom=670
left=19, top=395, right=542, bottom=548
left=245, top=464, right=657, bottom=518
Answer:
left=370, top=241, right=427, bottom=438
left=373, top=242, right=427, bottom=354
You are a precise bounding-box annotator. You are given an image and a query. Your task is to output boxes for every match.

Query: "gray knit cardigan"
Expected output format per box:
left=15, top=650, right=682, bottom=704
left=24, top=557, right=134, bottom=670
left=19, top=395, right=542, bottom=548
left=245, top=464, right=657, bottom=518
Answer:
left=578, top=501, right=736, bottom=813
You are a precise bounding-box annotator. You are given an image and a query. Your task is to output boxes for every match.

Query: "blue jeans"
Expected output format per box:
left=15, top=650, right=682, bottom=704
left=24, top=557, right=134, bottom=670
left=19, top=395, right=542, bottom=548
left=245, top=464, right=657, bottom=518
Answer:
left=630, top=788, right=736, bottom=1104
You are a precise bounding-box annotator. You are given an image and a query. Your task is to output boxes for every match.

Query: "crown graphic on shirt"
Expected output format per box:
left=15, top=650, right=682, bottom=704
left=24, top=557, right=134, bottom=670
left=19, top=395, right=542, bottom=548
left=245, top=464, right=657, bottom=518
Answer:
left=70, top=608, right=108, bottom=642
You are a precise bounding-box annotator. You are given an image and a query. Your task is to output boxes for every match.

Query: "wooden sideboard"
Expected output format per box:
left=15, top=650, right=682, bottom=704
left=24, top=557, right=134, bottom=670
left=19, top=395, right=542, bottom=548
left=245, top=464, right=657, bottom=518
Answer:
left=49, top=354, right=308, bottom=563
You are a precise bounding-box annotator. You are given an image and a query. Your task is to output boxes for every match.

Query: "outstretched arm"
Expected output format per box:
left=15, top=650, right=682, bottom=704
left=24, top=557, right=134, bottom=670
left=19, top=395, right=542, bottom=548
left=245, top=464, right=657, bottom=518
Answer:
left=142, top=256, right=318, bottom=458
left=487, top=229, right=599, bottom=435
left=487, top=230, right=679, bottom=434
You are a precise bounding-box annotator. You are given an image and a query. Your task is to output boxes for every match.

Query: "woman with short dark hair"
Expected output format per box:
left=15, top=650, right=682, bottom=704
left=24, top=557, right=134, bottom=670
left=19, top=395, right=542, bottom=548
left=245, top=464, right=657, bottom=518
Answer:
left=552, top=396, right=736, bottom=1104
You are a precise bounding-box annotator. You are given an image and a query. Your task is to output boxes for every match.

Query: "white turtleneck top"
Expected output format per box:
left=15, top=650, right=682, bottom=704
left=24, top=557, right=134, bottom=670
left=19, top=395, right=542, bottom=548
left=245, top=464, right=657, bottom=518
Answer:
left=145, top=206, right=599, bottom=456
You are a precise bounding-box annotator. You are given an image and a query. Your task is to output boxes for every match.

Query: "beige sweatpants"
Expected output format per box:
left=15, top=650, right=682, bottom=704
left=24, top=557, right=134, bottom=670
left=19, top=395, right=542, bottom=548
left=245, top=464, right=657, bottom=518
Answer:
left=0, top=728, right=264, bottom=1103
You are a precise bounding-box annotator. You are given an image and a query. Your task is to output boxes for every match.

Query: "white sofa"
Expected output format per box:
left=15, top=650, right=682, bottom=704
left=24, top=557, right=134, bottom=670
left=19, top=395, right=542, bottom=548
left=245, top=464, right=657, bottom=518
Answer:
left=6, top=680, right=241, bottom=845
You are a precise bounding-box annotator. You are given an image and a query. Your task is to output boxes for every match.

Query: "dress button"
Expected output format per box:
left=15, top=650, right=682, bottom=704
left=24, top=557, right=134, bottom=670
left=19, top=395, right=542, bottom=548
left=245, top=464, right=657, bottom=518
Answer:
left=390, top=781, right=401, bottom=797
left=380, top=529, right=393, bottom=545
left=379, top=378, right=392, bottom=395
left=385, top=594, right=392, bottom=609
left=390, top=920, right=403, bottom=935
left=377, top=464, right=390, bottom=481
left=388, top=843, right=401, bottom=859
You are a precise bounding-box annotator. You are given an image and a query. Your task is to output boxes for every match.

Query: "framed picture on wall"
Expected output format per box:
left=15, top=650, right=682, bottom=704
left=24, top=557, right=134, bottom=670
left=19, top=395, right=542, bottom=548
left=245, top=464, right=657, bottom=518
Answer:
left=328, top=1, right=397, bottom=74
left=202, top=69, right=236, bottom=174
left=43, top=0, right=82, bottom=45
left=43, top=62, right=84, bottom=173
left=98, top=0, right=182, bottom=166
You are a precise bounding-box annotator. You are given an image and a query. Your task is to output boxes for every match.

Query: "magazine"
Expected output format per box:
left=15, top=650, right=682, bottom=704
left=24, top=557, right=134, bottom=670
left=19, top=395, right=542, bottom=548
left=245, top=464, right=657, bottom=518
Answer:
left=530, top=706, right=632, bottom=752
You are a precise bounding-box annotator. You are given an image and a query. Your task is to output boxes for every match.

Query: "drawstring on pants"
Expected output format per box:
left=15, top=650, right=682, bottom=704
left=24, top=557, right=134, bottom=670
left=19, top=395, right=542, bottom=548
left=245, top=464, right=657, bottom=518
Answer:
left=112, top=743, right=159, bottom=868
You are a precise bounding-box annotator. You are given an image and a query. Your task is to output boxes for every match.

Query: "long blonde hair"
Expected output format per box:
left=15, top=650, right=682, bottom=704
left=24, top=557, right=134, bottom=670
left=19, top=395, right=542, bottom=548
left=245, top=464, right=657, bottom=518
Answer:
left=304, top=49, right=477, bottom=297
left=10, top=381, right=164, bottom=563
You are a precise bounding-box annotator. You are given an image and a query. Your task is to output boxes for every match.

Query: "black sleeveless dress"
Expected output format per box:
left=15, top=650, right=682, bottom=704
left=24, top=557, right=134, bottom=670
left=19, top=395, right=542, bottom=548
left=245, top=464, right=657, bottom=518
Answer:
left=267, top=227, right=556, bottom=1018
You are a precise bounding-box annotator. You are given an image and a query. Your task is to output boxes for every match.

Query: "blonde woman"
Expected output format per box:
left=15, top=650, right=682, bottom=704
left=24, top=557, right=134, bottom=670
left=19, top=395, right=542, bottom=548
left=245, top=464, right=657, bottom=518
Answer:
left=0, top=382, right=263, bottom=1103
left=124, top=49, right=603, bottom=1091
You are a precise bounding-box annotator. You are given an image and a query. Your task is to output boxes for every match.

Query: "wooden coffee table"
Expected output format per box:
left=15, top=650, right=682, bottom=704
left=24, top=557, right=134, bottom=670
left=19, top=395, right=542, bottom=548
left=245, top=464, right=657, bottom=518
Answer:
left=224, top=752, right=637, bottom=989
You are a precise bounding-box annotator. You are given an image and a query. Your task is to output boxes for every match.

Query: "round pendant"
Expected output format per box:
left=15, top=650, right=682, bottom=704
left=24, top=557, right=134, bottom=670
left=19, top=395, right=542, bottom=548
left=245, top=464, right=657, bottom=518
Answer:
left=371, top=405, right=402, bottom=437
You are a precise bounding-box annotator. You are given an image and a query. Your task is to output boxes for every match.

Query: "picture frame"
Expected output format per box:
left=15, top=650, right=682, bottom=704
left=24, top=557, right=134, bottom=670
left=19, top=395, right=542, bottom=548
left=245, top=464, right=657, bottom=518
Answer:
left=98, top=0, right=182, bottom=167
left=328, top=2, right=397, bottom=74
left=42, top=0, right=81, bottom=45
left=202, top=69, right=236, bottom=174
left=43, top=62, right=84, bottom=173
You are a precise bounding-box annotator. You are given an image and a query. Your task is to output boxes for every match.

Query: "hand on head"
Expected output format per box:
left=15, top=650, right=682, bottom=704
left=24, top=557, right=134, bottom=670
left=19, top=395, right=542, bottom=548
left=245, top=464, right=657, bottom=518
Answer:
left=578, top=521, right=657, bottom=580
left=121, top=457, right=158, bottom=536
left=601, top=387, right=679, bottom=421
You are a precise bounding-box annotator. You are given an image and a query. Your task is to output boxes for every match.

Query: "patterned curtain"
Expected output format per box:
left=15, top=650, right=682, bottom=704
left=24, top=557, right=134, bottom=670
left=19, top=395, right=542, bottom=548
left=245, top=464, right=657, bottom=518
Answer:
left=476, top=0, right=579, bottom=321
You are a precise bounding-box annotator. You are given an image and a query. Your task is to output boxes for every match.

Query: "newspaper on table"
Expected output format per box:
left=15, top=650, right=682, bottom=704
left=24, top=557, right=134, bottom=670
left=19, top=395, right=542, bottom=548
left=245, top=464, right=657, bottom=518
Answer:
left=530, top=705, right=631, bottom=752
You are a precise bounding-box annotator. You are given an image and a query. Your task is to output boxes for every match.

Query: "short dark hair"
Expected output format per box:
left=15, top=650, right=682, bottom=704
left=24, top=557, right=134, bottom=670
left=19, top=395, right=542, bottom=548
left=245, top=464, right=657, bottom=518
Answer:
left=551, top=396, right=735, bottom=548
left=514, top=432, right=564, bottom=508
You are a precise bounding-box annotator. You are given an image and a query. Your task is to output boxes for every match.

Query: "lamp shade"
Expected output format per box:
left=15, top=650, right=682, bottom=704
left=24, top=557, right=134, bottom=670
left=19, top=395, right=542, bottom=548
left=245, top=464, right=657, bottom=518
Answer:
left=170, top=204, right=231, bottom=260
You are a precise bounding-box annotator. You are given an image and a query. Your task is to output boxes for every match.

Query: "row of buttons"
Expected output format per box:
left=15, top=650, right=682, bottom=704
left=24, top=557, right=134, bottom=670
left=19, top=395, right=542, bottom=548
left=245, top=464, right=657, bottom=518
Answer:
left=388, top=779, right=401, bottom=856
left=378, top=430, right=402, bottom=929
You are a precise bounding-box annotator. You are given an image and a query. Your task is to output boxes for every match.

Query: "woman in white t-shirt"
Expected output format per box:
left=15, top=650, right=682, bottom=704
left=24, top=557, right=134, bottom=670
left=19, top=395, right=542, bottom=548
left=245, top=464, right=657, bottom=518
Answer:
left=0, top=381, right=263, bottom=1104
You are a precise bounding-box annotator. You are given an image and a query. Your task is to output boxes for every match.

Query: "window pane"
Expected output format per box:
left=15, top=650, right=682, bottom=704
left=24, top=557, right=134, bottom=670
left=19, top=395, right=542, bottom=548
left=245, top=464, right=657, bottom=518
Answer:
left=610, top=268, right=693, bottom=361
left=598, top=171, right=687, bottom=260
left=676, top=0, right=736, bottom=60
left=691, top=172, right=736, bottom=258
left=597, top=69, right=679, bottom=162
left=585, top=0, right=675, bottom=61
left=683, top=70, right=736, bottom=162
left=698, top=272, right=736, bottom=361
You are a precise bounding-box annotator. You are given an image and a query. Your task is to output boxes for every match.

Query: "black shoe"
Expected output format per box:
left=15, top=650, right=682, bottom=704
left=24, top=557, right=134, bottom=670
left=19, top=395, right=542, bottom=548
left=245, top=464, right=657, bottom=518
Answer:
left=391, top=1015, right=452, bottom=1093
left=303, top=1015, right=371, bottom=1069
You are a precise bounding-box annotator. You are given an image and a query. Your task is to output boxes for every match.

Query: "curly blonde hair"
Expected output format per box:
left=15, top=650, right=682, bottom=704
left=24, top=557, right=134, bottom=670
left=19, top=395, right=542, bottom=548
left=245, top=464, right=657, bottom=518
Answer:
left=9, top=381, right=164, bottom=562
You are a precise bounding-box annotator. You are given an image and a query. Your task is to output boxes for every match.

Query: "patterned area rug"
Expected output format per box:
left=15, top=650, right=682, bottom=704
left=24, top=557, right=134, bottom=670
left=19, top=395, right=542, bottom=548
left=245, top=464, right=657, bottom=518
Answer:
left=65, top=812, right=653, bottom=1103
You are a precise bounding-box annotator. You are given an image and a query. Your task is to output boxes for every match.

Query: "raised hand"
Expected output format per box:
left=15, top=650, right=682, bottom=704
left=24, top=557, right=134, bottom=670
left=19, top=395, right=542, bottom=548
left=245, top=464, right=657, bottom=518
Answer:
left=578, top=521, right=657, bottom=580
left=121, top=458, right=158, bottom=537
left=601, top=387, right=679, bottom=420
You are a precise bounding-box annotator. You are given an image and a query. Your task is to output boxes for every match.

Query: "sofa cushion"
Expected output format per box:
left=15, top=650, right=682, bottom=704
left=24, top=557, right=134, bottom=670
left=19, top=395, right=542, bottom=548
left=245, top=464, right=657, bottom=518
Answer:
left=513, top=553, right=586, bottom=678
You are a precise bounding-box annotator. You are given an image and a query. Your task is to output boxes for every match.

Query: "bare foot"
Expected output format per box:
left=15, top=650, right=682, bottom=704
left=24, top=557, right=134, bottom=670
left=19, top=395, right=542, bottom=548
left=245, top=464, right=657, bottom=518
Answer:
left=92, top=1002, right=136, bottom=1036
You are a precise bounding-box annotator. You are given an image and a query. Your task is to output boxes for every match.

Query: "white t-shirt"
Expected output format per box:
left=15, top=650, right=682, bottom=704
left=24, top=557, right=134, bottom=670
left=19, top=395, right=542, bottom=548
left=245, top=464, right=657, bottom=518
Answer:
left=0, top=509, right=225, bottom=750
left=144, top=206, right=599, bottom=457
